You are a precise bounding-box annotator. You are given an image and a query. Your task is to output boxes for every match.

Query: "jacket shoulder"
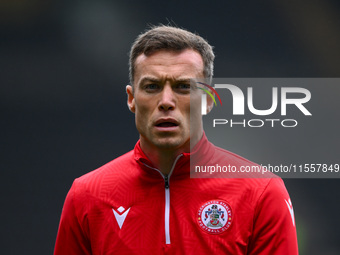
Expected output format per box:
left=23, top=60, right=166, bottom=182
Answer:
left=213, top=145, right=259, bottom=166
left=72, top=150, right=136, bottom=196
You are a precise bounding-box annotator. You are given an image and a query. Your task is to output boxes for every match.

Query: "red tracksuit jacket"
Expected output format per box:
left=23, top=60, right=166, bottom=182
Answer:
left=54, top=134, right=298, bottom=254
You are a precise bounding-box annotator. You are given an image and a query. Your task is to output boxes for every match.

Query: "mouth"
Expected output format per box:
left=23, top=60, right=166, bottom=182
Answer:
left=156, top=122, right=178, bottom=127
left=154, top=119, right=179, bottom=131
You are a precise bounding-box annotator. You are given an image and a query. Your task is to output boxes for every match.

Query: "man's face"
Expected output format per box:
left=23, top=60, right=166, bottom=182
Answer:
left=126, top=49, right=207, bottom=152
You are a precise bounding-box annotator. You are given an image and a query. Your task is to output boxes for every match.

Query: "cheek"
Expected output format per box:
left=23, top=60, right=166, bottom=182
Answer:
left=134, top=100, right=152, bottom=127
left=135, top=110, right=148, bottom=136
left=188, top=94, right=203, bottom=121
left=178, top=98, right=191, bottom=117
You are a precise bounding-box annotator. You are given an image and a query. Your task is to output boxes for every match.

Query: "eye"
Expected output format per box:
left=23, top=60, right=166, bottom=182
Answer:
left=144, top=83, right=160, bottom=92
left=175, top=83, right=191, bottom=93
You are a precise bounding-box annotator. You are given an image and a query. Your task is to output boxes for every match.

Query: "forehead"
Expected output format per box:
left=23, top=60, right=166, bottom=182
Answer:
left=134, top=49, right=204, bottom=84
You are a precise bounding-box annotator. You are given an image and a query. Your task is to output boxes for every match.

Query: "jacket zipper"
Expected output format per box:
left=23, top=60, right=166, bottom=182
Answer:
left=164, top=175, right=171, bottom=244
left=142, top=154, right=183, bottom=245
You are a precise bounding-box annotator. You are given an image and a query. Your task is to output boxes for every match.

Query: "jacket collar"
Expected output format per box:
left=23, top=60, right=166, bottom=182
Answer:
left=134, top=132, right=215, bottom=176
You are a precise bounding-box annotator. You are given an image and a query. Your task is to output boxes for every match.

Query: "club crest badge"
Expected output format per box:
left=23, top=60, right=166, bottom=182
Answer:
left=197, top=200, right=232, bottom=234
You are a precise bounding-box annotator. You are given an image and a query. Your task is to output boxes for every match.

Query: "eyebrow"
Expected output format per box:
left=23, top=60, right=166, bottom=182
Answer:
left=138, top=76, right=193, bottom=85
left=138, top=77, right=160, bottom=85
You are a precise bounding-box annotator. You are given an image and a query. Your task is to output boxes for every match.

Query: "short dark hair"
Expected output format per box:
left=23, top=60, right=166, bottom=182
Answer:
left=129, top=25, right=215, bottom=85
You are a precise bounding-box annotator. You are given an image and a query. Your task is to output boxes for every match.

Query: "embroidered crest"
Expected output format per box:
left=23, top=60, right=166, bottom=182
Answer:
left=197, top=200, right=232, bottom=234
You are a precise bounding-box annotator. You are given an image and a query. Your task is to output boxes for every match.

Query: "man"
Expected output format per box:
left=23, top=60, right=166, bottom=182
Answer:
left=54, top=25, right=298, bottom=254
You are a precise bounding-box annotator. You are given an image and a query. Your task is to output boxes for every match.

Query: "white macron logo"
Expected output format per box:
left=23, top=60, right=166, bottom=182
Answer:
left=112, top=206, right=131, bottom=229
left=285, top=199, right=295, bottom=227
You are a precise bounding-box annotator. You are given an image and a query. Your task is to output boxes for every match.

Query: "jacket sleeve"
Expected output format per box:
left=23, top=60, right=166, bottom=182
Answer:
left=54, top=181, right=92, bottom=255
left=247, top=178, right=299, bottom=255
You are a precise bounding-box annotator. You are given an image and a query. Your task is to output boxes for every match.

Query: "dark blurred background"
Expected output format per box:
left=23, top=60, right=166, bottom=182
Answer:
left=1, top=0, right=339, bottom=254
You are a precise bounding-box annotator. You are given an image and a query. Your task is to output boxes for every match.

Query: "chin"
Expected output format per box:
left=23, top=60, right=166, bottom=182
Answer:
left=152, top=137, right=187, bottom=150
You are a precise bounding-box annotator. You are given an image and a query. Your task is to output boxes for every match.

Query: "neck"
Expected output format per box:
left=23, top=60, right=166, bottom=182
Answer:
left=140, top=142, right=184, bottom=175
left=140, top=132, right=203, bottom=175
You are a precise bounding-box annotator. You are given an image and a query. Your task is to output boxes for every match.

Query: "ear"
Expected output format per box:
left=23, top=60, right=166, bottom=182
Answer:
left=126, top=85, right=135, bottom=113
left=206, top=92, right=215, bottom=114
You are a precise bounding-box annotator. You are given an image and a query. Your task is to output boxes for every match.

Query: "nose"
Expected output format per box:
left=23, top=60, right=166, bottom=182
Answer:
left=158, top=85, right=176, bottom=111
